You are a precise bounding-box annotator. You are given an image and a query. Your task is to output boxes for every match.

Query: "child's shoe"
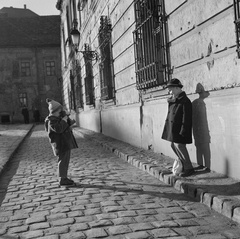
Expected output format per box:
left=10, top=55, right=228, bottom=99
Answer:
left=59, top=177, right=75, bottom=186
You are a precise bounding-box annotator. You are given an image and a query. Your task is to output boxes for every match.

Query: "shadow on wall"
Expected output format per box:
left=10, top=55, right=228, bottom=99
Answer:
left=224, top=157, right=230, bottom=177
left=192, top=83, right=211, bottom=169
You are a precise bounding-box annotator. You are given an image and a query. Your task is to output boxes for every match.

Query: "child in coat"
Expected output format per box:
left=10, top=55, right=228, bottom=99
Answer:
left=44, top=98, right=78, bottom=186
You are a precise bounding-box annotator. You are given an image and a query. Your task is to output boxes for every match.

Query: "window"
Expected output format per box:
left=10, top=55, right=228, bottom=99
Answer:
left=76, top=62, right=83, bottom=108
left=83, top=44, right=94, bottom=105
left=77, top=0, right=82, bottom=29
left=19, top=93, right=27, bottom=107
left=62, top=28, right=67, bottom=66
left=234, top=0, right=240, bottom=58
left=66, top=6, right=71, bottom=35
left=71, top=60, right=83, bottom=108
left=70, top=70, right=76, bottom=110
left=45, top=61, right=56, bottom=76
left=98, top=16, right=115, bottom=100
left=133, top=0, right=170, bottom=90
left=20, top=61, right=31, bottom=77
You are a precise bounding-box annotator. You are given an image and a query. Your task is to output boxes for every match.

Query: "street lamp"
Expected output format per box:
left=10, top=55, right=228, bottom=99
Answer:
left=70, top=28, right=80, bottom=51
left=70, top=26, right=99, bottom=61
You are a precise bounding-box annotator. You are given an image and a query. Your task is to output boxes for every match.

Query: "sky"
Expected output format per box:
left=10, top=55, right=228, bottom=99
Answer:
left=0, top=0, right=59, bottom=16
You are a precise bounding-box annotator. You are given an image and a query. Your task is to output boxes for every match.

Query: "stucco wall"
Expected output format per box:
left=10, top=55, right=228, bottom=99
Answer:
left=101, top=104, right=141, bottom=147
left=144, top=88, right=240, bottom=180
left=189, top=88, right=240, bottom=179
left=99, top=87, right=240, bottom=180
left=61, top=0, right=240, bottom=179
left=78, top=109, right=101, bottom=132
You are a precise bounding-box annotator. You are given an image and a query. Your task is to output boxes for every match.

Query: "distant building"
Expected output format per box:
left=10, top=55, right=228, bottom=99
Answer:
left=0, top=5, right=38, bottom=18
left=57, top=0, right=240, bottom=180
left=0, top=5, right=62, bottom=123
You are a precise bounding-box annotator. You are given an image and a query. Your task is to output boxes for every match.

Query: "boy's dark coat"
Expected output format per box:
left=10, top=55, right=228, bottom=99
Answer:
left=162, top=91, right=192, bottom=144
left=45, top=116, right=78, bottom=156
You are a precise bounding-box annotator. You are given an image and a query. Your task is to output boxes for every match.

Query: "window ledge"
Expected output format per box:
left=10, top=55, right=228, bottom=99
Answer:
left=101, top=98, right=115, bottom=109
left=140, top=86, right=169, bottom=102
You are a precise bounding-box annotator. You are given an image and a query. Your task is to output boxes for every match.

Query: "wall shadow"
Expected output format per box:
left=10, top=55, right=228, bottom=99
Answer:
left=192, top=83, right=211, bottom=169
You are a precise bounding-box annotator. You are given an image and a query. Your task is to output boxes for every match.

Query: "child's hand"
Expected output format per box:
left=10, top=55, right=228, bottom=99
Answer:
left=62, top=116, right=68, bottom=122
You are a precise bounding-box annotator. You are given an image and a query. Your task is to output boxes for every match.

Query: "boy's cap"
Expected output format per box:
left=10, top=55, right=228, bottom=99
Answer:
left=166, top=78, right=183, bottom=88
left=46, top=98, right=62, bottom=114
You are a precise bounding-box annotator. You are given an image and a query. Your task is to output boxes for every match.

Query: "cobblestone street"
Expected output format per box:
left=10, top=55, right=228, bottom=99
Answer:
left=0, top=125, right=240, bottom=239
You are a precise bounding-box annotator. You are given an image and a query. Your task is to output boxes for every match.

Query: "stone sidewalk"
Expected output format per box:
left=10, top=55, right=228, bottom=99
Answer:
left=0, top=124, right=33, bottom=176
left=1, top=124, right=240, bottom=226
left=1, top=124, right=240, bottom=239
left=72, top=127, right=240, bottom=225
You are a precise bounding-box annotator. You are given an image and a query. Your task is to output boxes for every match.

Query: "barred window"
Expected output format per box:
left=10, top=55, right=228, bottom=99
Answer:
left=76, top=64, right=83, bottom=108
left=45, top=61, right=56, bottom=76
left=70, top=70, right=76, bottom=110
left=21, top=61, right=31, bottom=77
left=83, top=44, right=94, bottom=105
left=133, top=0, right=169, bottom=90
left=234, top=0, right=240, bottom=58
left=98, top=16, right=115, bottom=100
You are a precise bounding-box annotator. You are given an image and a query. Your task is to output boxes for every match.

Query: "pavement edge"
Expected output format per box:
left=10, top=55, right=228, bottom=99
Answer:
left=73, top=128, right=240, bottom=225
left=0, top=124, right=34, bottom=177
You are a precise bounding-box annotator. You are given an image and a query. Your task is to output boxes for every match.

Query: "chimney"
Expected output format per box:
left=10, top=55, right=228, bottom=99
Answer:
left=24, top=4, right=26, bottom=9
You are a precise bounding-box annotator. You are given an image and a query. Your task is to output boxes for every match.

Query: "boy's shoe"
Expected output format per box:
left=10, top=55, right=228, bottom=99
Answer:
left=59, top=178, right=75, bottom=186
left=179, top=168, right=195, bottom=177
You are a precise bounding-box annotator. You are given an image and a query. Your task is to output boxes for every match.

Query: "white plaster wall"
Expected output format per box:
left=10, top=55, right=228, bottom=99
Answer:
left=192, top=89, right=240, bottom=179
left=140, top=88, right=240, bottom=180
left=166, top=0, right=233, bottom=42
left=170, top=14, right=235, bottom=68
left=61, top=0, right=240, bottom=180
left=101, top=104, right=142, bottom=147
left=78, top=109, right=101, bottom=132
left=173, top=50, right=240, bottom=94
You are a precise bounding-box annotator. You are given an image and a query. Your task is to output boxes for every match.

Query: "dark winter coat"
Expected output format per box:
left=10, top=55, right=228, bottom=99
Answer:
left=162, top=91, right=192, bottom=144
left=44, top=115, right=78, bottom=156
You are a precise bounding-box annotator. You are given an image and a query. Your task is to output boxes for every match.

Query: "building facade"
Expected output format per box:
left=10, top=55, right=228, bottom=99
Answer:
left=57, top=0, right=240, bottom=180
left=0, top=6, right=62, bottom=123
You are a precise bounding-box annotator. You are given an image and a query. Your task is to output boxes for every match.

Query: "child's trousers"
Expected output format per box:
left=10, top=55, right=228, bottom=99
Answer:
left=58, top=150, right=71, bottom=178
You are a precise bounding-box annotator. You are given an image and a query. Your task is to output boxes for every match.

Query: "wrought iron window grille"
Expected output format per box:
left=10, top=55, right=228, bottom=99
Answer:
left=99, top=16, right=112, bottom=46
left=80, top=44, right=99, bottom=62
left=133, top=0, right=170, bottom=90
left=69, top=70, right=77, bottom=110
left=83, top=45, right=95, bottom=105
left=69, top=60, right=83, bottom=108
left=234, top=0, right=240, bottom=58
left=98, top=16, right=115, bottom=100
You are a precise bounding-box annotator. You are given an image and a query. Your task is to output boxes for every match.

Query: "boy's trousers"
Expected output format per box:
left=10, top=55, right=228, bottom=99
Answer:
left=58, top=150, right=71, bottom=178
left=171, top=142, right=193, bottom=171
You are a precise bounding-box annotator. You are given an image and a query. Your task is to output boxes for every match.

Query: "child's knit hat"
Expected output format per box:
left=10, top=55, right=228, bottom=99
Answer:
left=46, top=98, right=62, bottom=115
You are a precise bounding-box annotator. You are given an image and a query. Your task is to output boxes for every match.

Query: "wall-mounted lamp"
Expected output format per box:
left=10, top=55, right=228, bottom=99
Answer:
left=70, top=19, right=80, bottom=50
left=70, top=28, right=80, bottom=49
left=81, top=44, right=99, bottom=61
left=70, top=27, right=99, bottom=61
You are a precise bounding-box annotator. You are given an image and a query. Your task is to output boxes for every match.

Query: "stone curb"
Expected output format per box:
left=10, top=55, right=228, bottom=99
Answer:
left=73, top=127, right=240, bottom=225
left=0, top=124, right=34, bottom=177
